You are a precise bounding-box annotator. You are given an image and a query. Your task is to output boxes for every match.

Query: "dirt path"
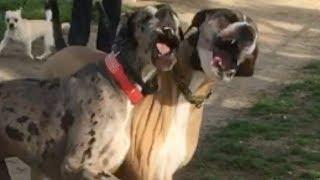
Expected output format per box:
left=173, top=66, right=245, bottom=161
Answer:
left=1, top=0, right=320, bottom=179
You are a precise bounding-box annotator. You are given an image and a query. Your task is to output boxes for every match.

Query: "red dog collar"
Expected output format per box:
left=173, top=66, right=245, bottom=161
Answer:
left=105, top=53, right=144, bottom=104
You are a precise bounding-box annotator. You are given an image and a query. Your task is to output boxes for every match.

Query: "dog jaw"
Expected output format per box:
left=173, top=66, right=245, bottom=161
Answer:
left=149, top=5, right=182, bottom=72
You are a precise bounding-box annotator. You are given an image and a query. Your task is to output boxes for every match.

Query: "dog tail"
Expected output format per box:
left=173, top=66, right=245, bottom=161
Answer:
left=44, top=1, right=52, bottom=21
left=61, top=22, right=70, bottom=34
left=46, top=0, right=67, bottom=50
left=45, top=9, right=52, bottom=21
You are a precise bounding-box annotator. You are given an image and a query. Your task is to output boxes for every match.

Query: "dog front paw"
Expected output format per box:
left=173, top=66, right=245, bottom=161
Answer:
left=35, top=56, right=44, bottom=60
left=28, top=54, right=34, bottom=60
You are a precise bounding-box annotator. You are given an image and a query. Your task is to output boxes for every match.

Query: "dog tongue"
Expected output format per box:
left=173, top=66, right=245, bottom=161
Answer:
left=212, top=56, right=223, bottom=67
left=156, top=43, right=171, bottom=55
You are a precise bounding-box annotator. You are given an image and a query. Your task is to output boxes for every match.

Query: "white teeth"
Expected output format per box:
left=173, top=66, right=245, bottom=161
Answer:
left=231, top=39, right=236, bottom=44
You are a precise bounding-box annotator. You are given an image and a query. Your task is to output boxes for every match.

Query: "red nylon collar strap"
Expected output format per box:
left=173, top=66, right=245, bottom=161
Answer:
left=105, top=53, right=144, bottom=104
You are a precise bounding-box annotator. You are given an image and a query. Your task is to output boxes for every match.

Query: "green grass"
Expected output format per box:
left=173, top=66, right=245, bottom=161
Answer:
left=181, top=61, right=320, bottom=179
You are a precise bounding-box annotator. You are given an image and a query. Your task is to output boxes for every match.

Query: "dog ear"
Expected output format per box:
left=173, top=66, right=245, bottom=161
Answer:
left=190, top=10, right=208, bottom=28
left=184, top=26, right=199, bottom=47
left=236, top=46, right=258, bottom=76
left=219, top=21, right=258, bottom=55
left=145, top=5, right=158, bottom=15
left=17, top=8, right=22, bottom=16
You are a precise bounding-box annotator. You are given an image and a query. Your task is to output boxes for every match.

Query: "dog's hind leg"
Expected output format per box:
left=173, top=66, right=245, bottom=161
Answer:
left=0, top=36, right=9, bottom=54
left=36, top=35, right=53, bottom=60
left=0, top=159, right=11, bottom=180
left=36, top=51, right=51, bottom=60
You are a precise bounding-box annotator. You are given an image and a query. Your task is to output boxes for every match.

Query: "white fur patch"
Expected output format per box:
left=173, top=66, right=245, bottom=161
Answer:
left=155, top=71, right=206, bottom=178
left=197, top=46, right=218, bottom=80
left=145, top=6, right=158, bottom=15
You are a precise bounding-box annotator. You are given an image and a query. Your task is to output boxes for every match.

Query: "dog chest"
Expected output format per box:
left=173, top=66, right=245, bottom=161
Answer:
left=154, top=71, right=206, bottom=178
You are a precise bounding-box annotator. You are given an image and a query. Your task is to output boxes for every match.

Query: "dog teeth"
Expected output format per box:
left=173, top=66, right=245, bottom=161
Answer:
left=231, top=39, right=236, bottom=44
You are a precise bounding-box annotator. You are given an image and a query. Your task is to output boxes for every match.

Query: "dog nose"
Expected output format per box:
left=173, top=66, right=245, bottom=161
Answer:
left=9, top=24, right=14, bottom=29
left=162, top=27, right=174, bottom=37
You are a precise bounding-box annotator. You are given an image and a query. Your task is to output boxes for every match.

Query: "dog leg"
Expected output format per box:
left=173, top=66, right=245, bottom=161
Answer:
left=25, top=41, right=34, bottom=59
left=0, top=159, right=11, bottom=180
left=0, top=37, right=9, bottom=55
left=36, top=35, right=53, bottom=60
left=36, top=51, right=51, bottom=60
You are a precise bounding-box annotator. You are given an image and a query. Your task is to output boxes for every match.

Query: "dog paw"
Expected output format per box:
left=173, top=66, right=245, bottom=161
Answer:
left=35, top=55, right=46, bottom=61
left=27, top=54, right=34, bottom=60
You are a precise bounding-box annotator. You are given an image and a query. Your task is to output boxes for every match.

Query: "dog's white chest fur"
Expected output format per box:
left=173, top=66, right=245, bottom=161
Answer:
left=155, top=71, right=206, bottom=178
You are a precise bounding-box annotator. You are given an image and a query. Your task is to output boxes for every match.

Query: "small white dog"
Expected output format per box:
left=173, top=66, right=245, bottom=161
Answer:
left=0, top=9, right=68, bottom=60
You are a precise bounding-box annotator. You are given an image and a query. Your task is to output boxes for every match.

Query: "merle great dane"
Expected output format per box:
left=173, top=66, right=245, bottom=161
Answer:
left=0, top=5, right=182, bottom=180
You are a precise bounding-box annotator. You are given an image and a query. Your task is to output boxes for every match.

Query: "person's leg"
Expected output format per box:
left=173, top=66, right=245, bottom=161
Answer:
left=0, top=160, right=10, bottom=180
left=96, top=0, right=122, bottom=53
left=68, top=0, right=93, bottom=46
left=48, top=0, right=67, bottom=50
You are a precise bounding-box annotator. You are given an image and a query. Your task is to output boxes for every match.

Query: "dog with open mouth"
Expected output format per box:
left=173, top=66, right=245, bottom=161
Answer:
left=38, top=4, right=183, bottom=80
left=0, top=5, right=182, bottom=180
left=187, top=8, right=259, bottom=82
left=115, top=8, right=258, bottom=180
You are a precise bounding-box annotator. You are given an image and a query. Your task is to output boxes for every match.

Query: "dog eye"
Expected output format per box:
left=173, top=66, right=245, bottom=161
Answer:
left=143, top=14, right=152, bottom=22
left=6, top=18, right=9, bottom=22
left=14, top=18, right=18, bottom=22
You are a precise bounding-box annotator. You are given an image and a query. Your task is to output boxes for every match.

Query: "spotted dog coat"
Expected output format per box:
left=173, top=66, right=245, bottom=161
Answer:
left=0, top=5, right=182, bottom=180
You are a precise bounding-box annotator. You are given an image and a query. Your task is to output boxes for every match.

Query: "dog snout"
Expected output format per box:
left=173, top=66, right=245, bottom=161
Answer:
left=162, top=27, right=174, bottom=37
left=9, top=23, right=14, bottom=29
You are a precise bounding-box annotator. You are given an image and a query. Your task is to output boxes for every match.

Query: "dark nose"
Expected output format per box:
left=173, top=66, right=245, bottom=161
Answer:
left=9, top=24, right=14, bottom=29
left=162, top=27, right=174, bottom=37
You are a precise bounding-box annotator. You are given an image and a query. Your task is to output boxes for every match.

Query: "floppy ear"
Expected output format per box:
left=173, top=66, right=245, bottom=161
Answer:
left=190, top=10, right=208, bottom=27
left=118, top=12, right=134, bottom=37
left=184, top=26, right=199, bottom=47
left=236, top=46, right=258, bottom=76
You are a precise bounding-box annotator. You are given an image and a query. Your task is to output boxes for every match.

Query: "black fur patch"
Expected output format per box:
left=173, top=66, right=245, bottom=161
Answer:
left=42, top=139, right=55, bottom=159
left=5, top=126, right=24, bottom=141
left=2, top=107, right=15, bottom=113
left=28, top=122, right=40, bottom=136
left=47, top=81, right=60, bottom=90
left=88, top=138, right=96, bottom=145
left=42, top=111, right=50, bottom=118
left=61, top=110, right=74, bottom=133
left=81, top=147, right=92, bottom=162
left=89, top=130, right=95, bottom=136
left=16, top=116, right=29, bottom=124
left=90, top=113, right=96, bottom=119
